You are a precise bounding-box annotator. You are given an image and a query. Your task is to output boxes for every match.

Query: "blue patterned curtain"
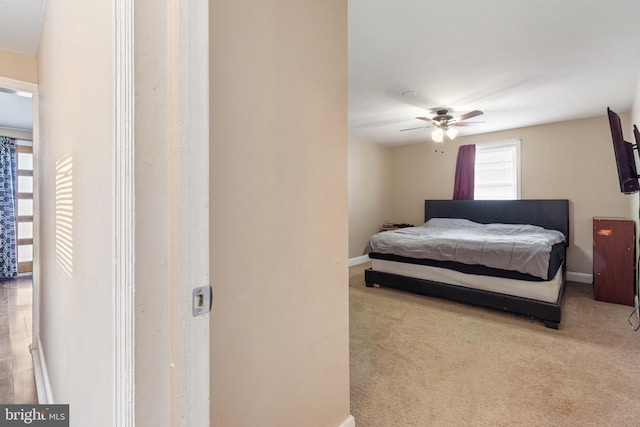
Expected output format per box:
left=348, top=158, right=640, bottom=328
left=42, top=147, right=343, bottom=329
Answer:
left=0, top=136, right=17, bottom=280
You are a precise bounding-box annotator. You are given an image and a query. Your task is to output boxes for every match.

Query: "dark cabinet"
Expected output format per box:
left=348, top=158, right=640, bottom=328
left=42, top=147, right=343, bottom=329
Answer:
left=593, top=217, right=636, bottom=306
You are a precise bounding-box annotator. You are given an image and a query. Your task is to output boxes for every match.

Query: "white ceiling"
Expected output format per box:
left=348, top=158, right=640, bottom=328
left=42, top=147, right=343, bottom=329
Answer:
left=0, top=90, right=32, bottom=130
left=0, top=0, right=43, bottom=131
left=0, top=0, right=45, bottom=56
left=349, top=0, right=640, bottom=145
left=2, top=1, right=640, bottom=140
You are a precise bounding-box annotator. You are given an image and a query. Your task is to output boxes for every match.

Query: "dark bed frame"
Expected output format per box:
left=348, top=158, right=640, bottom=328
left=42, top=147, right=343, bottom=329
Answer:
left=364, top=199, right=570, bottom=329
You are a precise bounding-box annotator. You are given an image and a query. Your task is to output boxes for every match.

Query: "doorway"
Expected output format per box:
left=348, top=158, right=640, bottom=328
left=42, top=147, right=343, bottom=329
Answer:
left=0, top=87, right=34, bottom=276
left=0, top=78, right=38, bottom=403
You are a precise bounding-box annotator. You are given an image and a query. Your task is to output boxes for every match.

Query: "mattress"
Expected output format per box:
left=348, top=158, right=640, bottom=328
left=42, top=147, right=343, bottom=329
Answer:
left=370, top=258, right=564, bottom=303
left=368, top=242, right=565, bottom=281
left=367, top=218, right=567, bottom=279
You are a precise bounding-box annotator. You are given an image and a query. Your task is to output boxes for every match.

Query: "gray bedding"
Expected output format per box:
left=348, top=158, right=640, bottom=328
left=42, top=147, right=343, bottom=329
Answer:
left=367, top=218, right=566, bottom=279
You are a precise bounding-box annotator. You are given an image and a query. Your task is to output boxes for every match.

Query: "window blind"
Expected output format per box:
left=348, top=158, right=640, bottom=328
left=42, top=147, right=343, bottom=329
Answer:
left=474, top=140, right=520, bottom=200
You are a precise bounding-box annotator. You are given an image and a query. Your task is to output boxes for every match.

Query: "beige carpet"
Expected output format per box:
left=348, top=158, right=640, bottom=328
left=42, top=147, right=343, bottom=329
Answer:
left=350, top=263, right=640, bottom=426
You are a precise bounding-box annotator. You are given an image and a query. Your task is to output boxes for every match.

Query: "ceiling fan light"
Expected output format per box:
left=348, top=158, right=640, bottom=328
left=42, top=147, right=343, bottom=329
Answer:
left=432, top=127, right=444, bottom=142
left=446, top=127, right=459, bottom=139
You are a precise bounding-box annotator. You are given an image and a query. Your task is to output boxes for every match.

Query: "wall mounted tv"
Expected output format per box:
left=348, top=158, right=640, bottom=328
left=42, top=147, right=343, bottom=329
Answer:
left=607, top=107, right=640, bottom=194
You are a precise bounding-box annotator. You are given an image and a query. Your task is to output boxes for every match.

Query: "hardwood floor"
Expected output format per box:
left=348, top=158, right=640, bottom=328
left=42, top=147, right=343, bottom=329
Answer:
left=0, top=276, right=37, bottom=404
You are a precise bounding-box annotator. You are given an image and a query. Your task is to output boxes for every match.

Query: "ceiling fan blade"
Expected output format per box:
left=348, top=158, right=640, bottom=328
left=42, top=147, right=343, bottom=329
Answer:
left=400, top=125, right=434, bottom=131
left=416, top=117, right=433, bottom=122
left=456, top=110, right=484, bottom=121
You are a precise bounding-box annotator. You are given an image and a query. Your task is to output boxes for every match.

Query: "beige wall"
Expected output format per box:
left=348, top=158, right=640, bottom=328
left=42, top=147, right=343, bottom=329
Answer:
left=348, top=137, right=393, bottom=258
left=389, top=140, right=455, bottom=224
left=37, top=0, right=114, bottom=424
left=210, top=1, right=350, bottom=426
left=0, top=47, right=37, bottom=83
left=388, top=115, right=634, bottom=275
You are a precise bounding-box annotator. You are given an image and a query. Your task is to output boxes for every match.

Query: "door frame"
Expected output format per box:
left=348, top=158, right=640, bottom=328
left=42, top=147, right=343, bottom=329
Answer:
left=114, top=0, right=135, bottom=425
left=0, top=75, right=43, bottom=396
left=0, top=1, right=209, bottom=421
left=114, top=0, right=210, bottom=425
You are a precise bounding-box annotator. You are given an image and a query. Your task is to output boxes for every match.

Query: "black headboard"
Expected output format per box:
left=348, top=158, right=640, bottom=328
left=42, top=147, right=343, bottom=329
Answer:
left=424, top=199, right=570, bottom=245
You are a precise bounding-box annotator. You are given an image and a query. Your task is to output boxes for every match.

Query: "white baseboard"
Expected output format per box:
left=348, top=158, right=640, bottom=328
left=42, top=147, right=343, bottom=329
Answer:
left=566, top=271, right=593, bottom=284
left=30, top=335, right=54, bottom=404
left=339, top=414, right=355, bottom=427
left=348, top=255, right=370, bottom=267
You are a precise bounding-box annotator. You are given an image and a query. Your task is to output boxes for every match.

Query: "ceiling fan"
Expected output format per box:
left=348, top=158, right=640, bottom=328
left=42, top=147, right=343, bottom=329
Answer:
left=401, top=109, right=484, bottom=143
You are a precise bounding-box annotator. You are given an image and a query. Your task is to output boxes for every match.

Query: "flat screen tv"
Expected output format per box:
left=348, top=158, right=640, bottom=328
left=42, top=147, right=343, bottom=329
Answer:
left=607, top=107, right=639, bottom=194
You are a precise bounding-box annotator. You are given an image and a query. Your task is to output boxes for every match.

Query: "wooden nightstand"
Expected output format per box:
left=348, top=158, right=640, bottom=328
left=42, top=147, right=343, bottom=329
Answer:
left=593, top=217, right=636, bottom=306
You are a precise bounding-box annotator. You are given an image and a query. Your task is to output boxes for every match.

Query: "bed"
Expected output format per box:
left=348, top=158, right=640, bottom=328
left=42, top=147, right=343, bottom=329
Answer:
left=364, top=199, right=570, bottom=329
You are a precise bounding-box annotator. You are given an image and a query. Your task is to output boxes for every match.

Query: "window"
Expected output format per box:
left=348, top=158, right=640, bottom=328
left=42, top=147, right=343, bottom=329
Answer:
left=474, top=140, right=521, bottom=200
left=16, top=141, right=33, bottom=274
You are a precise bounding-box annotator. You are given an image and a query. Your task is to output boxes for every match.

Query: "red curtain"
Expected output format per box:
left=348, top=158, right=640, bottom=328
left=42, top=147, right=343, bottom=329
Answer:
left=453, top=144, right=476, bottom=200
